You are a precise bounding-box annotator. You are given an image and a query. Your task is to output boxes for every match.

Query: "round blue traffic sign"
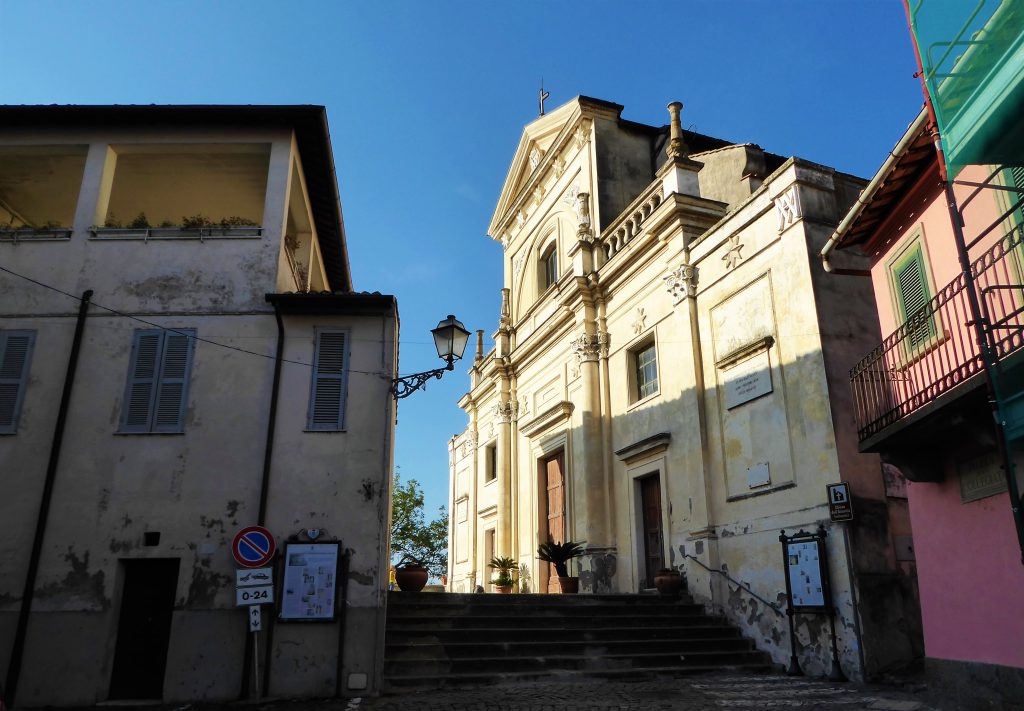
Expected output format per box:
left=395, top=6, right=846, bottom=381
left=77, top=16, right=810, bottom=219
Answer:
left=232, top=526, right=276, bottom=568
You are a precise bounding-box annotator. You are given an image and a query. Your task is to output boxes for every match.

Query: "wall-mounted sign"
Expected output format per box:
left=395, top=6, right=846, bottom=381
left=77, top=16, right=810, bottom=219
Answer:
left=280, top=542, right=340, bottom=621
left=232, top=526, right=276, bottom=568
left=785, top=540, right=826, bottom=609
left=826, top=483, right=853, bottom=522
left=723, top=350, right=773, bottom=410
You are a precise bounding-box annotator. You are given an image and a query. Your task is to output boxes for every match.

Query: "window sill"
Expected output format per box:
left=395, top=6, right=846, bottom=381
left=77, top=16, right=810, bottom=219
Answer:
left=114, top=430, right=185, bottom=436
left=303, top=428, right=348, bottom=433
left=627, top=390, right=661, bottom=412
left=483, top=477, right=497, bottom=486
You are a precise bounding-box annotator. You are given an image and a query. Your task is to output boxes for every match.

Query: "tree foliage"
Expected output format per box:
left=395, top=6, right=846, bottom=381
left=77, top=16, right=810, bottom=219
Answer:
left=390, top=470, right=448, bottom=575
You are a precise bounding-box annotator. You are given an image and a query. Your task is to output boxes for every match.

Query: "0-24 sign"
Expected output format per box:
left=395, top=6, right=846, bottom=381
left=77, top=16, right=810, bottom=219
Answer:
left=236, top=585, right=274, bottom=606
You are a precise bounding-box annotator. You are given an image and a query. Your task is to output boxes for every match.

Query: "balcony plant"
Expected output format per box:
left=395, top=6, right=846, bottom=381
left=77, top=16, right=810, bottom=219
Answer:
left=488, top=555, right=517, bottom=594
left=394, top=554, right=429, bottom=593
left=537, top=539, right=586, bottom=594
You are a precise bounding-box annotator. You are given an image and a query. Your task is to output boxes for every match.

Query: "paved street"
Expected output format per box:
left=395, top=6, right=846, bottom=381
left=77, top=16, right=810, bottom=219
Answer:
left=342, top=673, right=938, bottom=711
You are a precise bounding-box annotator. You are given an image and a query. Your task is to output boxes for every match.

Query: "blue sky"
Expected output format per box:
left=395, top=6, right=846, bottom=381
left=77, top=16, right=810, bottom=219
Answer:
left=1, top=1, right=924, bottom=518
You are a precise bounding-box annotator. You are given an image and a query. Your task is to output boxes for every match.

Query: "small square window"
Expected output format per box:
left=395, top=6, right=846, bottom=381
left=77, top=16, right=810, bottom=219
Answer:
left=631, top=341, right=659, bottom=402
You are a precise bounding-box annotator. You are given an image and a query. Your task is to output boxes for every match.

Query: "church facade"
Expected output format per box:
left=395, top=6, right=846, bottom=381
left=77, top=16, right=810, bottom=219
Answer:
left=446, top=96, right=922, bottom=679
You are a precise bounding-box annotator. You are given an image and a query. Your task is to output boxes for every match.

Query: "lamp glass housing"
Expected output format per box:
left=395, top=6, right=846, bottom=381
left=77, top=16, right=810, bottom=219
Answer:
left=431, top=315, right=470, bottom=362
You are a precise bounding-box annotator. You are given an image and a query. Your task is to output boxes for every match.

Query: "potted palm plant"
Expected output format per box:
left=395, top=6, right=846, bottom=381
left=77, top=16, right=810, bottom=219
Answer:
left=488, top=555, right=517, bottom=593
left=537, top=539, right=586, bottom=594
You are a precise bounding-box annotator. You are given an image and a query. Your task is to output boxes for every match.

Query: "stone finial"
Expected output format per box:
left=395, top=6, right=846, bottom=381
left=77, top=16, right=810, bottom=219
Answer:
left=475, top=329, right=484, bottom=362
left=666, top=101, right=689, bottom=160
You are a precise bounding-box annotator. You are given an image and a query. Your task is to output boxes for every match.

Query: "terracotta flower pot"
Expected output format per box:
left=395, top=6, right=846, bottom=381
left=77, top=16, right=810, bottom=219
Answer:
left=557, top=576, right=579, bottom=594
left=495, top=585, right=513, bottom=594
left=653, top=569, right=682, bottom=597
left=395, top=565, right=428, bottom=592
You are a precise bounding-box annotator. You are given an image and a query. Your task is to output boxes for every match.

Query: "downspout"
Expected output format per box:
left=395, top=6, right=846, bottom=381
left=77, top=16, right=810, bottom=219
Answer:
left=5, top=289, right=92, bottom=707
left=820, top=110, right=929, bottom=276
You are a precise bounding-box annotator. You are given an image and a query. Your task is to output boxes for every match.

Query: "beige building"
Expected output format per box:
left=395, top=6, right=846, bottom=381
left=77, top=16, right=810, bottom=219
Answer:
left=0, top=106, right=397, bottom=704
left=447, top=96, right=922, bottom=680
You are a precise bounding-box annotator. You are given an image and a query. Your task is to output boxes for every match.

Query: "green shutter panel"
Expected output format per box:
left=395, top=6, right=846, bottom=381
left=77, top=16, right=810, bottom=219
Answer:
left=0, top=331, right=36, bottom=433
left=153, top=330, right=195, bottom=432
left=121, top=330, right=163, bottom=432
left=1010, top=166, right=1024, bottom=226
left=895, top=249, right=935, bottom=347
left=308, top=330, right=347, bottom=430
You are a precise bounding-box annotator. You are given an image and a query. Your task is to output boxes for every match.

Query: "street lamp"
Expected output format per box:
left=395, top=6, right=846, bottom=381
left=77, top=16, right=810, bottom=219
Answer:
left=391, top=314, right=470, bottom=399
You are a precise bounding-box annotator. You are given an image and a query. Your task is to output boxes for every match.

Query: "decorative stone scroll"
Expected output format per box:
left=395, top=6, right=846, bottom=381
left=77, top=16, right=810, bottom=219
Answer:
left=663, top=263, right=698, bottom=304
left=513, top=250, right=526, bottom=277
left=774, top=185, right=803, bottom=232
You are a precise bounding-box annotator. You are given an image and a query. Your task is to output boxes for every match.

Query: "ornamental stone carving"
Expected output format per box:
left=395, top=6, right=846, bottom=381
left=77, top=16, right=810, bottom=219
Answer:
left=529, top=146, right=543, bottom=171
left=774, top=185, right=803, bottom=232
left=513, top=250, right=526, bottom=277
left=493, top=399, right=516, bottom=423
left=518, top=395, right=530, bottom=418
left=574, top=191, right=593, bottom=241
left=722, top=235, right=744, bottom=270
left=632, top=307, right=647, bottom=335
left=663, top=263, right=698, bottom=304
left=574, top=119, right=593, bottom=151
left=460, top=431, right=478, bottom=458
left=570, top=331, right=610, bottom=363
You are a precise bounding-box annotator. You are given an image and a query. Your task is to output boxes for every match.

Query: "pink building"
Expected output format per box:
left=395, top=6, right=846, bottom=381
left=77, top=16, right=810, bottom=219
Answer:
left=823, top=109, right=1024, bottom=707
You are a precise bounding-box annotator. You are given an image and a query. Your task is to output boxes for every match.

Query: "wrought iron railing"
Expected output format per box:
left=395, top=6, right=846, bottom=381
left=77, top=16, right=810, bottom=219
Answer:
left=851, top=221, right=1024, bottom=441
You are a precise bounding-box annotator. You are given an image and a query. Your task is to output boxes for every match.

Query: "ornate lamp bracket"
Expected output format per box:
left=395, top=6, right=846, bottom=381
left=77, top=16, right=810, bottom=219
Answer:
left=390, top=358, right=455, bottom=400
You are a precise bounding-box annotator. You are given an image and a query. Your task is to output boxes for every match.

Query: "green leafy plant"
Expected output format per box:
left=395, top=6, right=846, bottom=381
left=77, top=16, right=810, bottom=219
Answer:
left=219, top=215, right=257, bottom=228
left=488, top=556, right=517, bottom=588
left=390, top=469, right=448, bottom=575
left=158, top=220, right=175, bottom=228
left=103, top=213, right=123, bottom=228
left=128, top=212, right=151, bottom=229
left=181, top=213, right=212, bottom=229
left=537, top=539, right=587, bottom=578
left=396, top=554, right=427, bottom=570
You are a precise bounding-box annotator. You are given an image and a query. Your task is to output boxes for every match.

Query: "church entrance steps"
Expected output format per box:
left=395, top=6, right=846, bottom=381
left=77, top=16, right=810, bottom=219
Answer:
left=383, top=591, right=772, bottom=691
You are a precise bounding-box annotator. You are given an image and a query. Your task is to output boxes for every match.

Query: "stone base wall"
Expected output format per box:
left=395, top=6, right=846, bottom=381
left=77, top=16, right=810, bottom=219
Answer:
left=924, top=657, right=1024, bottom=711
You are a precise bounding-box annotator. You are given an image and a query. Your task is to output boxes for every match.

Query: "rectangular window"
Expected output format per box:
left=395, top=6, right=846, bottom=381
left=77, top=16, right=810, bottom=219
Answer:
left=634, top=342, right=659, bottom=401
left=120, top=329, right=196, bottom=433
left=0, top=330, right=36, bottom=434
left=485, top=443, right=497, bottom=482
left=543, top=248, right=558, bottom=290
left=892, top=244, right=936, bottom=350
left=307, top=329, right=349, bottom=431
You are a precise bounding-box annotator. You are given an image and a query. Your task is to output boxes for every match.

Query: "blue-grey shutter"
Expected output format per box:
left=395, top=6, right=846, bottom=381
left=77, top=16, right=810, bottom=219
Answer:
left=121, top=330, right=163, bottom=432
left=0, top=330, right=36, bottom=434
left=153, top=330, right=195, bottom=432
left=308, top=330, right=347, bottom=430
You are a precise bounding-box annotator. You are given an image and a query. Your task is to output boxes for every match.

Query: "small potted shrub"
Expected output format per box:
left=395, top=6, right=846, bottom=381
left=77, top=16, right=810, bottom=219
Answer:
left=654, top=567, right=684, bottom=597
left=394, top=555, right=429, bottom=592
left=488, top=555, right=516, bottom=594
left=537, top=539, right=586, bottom=594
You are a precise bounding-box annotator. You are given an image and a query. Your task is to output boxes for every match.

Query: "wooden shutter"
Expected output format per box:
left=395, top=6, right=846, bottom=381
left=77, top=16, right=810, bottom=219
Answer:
left=121, top=329, right=195, bottom=433
left=308, top=329, right=348, bottom=430
left=153, top=330, right=195, bottom=432
left=1010, top=166, right=1024, bottom=226
left=0, top=331, right=36, bottom=434
left=894, top=247, right=935, bottom=347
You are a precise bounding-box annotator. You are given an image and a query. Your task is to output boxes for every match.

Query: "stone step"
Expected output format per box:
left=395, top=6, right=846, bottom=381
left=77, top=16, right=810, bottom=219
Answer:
left=387, top=602, right=705, bottom=618
left=386, top=623, right=742, bottom=644
left=386, top=637, right=755, bottom=659
left=385, top=647, right=770, bottom=676
left=388, top=591, right=690, bottom=606
left=385, top=612, right=723, bottom=630
left=381, top=662, right=774, bottom=692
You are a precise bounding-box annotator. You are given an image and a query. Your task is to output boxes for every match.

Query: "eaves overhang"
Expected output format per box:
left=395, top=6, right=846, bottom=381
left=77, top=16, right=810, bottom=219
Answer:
left=266, top=290, right=396, bottom=316
left=1, top=104, right=353, bottom=292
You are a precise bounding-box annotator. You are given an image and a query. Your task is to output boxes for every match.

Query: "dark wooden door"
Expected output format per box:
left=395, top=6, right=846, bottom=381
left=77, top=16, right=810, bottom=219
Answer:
left=641, top=475, right=664, bottom=588
left=544, top=453, right=565, bottom=593
left=109, top=559, right=179, bottom=699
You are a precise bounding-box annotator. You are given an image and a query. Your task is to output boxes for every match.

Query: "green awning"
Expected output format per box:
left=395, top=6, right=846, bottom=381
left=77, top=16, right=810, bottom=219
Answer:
left=908, top=0, right=1024, bottom=173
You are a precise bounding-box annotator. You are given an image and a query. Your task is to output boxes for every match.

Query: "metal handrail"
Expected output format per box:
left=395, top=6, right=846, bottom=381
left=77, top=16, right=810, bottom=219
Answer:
left=682, top=553, right=784, bottom=617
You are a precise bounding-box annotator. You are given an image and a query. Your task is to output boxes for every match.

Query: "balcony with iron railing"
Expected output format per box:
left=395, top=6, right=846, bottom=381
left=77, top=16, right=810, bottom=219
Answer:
left=850, top=220, right=1024, bottom=443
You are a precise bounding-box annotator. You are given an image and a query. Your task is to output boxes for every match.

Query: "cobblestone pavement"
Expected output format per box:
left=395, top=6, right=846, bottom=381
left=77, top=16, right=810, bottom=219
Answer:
left=344, top=673, right=939, bottom=711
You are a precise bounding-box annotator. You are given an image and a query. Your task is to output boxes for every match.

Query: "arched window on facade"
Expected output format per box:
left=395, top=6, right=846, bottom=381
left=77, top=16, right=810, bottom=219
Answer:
left=541, top=243, right=558, bottom=292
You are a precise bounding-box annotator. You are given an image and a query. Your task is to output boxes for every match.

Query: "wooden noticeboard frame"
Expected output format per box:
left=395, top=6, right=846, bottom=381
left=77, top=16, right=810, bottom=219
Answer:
left=278, top=541, right=341, bottom=622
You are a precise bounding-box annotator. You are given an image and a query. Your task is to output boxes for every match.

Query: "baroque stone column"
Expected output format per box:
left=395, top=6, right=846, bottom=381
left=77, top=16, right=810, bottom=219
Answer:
left=569, top=330, right=610, bottom=555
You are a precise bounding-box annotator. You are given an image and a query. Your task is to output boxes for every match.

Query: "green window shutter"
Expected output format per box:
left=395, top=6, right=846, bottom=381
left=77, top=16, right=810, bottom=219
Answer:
left=0, top=330, right=36, bottom=434
left=308, top=329, right=348, bottom=430
left=1009, top=166, right=1024, bottom=227
left=893, top=247, right=935, bottom=348
left=121, top=329, right=195, bottom=433
left=153, top=330, right=195, bottom=432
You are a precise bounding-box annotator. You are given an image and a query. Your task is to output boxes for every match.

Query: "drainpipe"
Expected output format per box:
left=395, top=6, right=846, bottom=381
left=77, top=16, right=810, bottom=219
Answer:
left=240, top=303, right=285, bottom=700
left=820, top=110, right=929, bottom=277
left=6, top=290, right=92, bottom=707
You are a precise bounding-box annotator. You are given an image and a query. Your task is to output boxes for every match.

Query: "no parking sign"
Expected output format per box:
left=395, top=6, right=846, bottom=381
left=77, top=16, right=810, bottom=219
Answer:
left=232, top=526, right=276, bottom=568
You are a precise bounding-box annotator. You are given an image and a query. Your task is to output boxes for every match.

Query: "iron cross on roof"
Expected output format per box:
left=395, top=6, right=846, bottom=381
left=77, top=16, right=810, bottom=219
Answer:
left=539, top=80, right=550, bottom=116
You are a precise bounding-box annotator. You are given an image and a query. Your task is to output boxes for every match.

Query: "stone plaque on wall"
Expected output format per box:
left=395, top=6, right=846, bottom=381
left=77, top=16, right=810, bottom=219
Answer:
left=724, top=350, right=773, bottom=410
left=958, top=450, right=1006, bottom=503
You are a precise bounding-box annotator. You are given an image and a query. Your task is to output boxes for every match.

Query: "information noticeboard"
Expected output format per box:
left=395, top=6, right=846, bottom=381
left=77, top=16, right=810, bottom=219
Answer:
left=279, top=542, right=340, bottom=621
left=783, top=534, right=829, bottom=611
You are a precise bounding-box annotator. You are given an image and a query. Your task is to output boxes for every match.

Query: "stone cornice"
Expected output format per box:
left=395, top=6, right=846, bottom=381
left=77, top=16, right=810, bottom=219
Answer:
left=614, top=432, right=671, bottom=464
left=518, top=401, right=575, bottom=438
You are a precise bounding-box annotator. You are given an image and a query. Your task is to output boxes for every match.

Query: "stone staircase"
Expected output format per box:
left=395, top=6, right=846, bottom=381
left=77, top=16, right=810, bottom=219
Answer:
left=383, top=591, right=772, bottom=690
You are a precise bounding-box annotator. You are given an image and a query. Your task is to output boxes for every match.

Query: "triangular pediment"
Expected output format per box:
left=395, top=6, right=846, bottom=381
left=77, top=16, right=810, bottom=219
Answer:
left=488, top=97, right=620, bottom=242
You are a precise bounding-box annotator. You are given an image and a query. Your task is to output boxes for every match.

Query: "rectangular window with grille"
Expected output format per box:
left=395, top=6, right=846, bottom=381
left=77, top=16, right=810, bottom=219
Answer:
left=120, top=328, right=196, bottom=433
left=307, top=328, right=349, bottom=431
left=0, top=330, right=36, bottom=434
left=633, top=342, right=659, bottom=401
left=892, top=244, right=936, bottom=351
